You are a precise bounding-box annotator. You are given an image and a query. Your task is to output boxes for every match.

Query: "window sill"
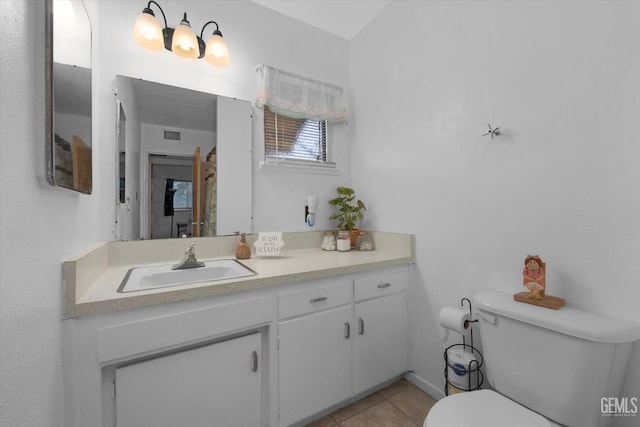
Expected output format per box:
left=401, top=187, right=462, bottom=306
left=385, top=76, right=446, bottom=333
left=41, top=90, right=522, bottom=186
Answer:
left=258, top=160, right=340, bottom=176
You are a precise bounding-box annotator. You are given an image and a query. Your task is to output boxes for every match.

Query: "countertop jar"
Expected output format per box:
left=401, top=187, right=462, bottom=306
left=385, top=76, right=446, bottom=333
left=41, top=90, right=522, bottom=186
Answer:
left=357, top=231, right=374, bottom=251
left=321, top=231, right=337, bottom=251
left=336, top=230, right=351, bottom=252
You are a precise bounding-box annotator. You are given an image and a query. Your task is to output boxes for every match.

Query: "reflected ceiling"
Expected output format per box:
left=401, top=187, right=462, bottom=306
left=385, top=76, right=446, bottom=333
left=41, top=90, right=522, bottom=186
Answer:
left=130, top=79, right=217, bottom=132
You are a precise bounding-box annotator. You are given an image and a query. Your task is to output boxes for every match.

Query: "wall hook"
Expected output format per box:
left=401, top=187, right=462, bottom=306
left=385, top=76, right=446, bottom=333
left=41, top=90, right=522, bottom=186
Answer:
left=482, top=124, right=500, bottom=139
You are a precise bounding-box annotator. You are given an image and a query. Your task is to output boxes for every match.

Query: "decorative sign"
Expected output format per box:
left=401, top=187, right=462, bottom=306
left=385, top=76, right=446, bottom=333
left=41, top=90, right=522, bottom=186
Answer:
left=253, top=232, right=286, bottom=257
left=522, top=255, right=546, bottom=300
left=514, top=254, right=565, bottom=310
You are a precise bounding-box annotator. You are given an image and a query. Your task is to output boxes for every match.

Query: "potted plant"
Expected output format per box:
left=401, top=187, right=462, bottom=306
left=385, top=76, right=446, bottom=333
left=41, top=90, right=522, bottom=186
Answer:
left=329, top=186, right=366, bottom=247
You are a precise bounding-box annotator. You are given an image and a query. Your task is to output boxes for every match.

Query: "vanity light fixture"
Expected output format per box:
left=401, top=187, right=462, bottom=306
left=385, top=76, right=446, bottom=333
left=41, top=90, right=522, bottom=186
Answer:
left=133, top=0, right=230, bottom=67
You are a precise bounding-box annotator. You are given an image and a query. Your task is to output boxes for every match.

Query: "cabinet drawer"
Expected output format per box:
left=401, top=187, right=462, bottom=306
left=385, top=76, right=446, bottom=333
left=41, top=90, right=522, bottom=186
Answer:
left=278, top=280, right=352, bottom=320
left=354, top=269, right=408, bottom=302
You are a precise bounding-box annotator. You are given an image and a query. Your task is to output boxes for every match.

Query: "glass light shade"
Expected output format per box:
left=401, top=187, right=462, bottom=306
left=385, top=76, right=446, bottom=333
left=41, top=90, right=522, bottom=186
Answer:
left=171, top=21, right=199, bottom=58
left=205, top=33, right=230, bottom=67
left=133, top=11, right=164, bottom=51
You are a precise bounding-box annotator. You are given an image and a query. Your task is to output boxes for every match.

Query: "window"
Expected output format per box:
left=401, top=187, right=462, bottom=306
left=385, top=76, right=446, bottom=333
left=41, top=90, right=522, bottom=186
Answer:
left=256, top=65, right=346, bottom=170
left=171, top=180, right=192, bottom=209
left=264, top=106, right=333, bottom=166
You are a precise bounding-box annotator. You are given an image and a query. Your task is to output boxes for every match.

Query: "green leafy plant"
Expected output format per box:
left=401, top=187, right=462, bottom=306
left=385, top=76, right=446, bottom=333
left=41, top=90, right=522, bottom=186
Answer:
left=328, top=187, right=366, bottom=231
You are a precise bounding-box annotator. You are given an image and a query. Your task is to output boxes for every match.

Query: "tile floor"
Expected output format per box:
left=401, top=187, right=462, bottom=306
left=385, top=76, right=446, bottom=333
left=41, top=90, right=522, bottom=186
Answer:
left=304, top=379, right=437, bottom=427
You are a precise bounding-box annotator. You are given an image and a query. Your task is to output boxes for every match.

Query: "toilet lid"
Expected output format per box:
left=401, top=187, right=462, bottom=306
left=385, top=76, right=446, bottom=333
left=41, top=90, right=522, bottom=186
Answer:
left=424, top=390, right=552, bottom=427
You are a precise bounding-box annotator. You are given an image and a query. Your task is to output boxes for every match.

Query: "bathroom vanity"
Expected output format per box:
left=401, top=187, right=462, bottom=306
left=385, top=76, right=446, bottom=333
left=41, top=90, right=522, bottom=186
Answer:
left=62, top=231, right=413, bottom=427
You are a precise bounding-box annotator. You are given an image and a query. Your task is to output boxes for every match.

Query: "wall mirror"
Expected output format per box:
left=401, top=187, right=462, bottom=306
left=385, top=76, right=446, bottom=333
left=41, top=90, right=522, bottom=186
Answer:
left=114, top=76, right=252, bottom=240
left=46, top=0, right=93, bottom=193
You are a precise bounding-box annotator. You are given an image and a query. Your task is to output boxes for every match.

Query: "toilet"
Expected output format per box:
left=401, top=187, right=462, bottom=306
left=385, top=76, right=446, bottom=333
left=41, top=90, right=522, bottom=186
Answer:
left=424, top=290, right=640, bottom=427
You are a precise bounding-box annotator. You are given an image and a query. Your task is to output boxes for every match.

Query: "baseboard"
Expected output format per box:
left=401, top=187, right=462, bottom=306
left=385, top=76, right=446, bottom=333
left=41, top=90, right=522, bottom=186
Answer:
left=404, top=372, right=446, bottom=400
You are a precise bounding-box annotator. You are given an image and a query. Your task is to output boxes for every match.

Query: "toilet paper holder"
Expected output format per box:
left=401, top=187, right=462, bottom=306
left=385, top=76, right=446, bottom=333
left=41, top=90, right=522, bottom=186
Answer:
left=443, top=297, right=484, bottom=396
left=460, top=297, right=478, bottom=351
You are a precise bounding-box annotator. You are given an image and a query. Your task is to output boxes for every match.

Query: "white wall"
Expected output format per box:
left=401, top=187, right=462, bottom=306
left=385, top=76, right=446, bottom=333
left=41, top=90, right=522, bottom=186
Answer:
left=0, top=1, right=349, bottom=426
left=350, top=1, right=640, bottom=423
left=1, top=2, right=95, bottom=426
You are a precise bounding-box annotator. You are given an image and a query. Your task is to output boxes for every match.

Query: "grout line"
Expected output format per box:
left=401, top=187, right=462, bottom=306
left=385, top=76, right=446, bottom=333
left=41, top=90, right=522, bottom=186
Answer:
left=386, top=382, right=433, bottom=425
left=386, top=397, right=411, bottom=422
left=329, top=397, right=377, bottom=425
left=309, top=380, right=429, bottom=426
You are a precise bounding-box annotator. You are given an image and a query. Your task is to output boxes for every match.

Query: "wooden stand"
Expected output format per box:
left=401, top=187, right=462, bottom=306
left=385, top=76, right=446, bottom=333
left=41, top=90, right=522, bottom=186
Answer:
left=513, top=292, right=565, bottom=310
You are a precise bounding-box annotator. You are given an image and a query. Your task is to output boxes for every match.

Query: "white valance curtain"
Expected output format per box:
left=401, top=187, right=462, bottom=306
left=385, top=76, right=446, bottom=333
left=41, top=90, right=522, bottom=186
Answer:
left=255, top=64, right=348, bottom=124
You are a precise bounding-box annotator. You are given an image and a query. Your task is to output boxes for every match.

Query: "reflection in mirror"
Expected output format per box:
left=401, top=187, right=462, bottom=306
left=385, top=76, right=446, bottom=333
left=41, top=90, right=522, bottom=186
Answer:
left=117, top=102, right=126, bottom=204
left=114, top=76, right=252, bottom=240
left=46, top=0, right=93, bottom=193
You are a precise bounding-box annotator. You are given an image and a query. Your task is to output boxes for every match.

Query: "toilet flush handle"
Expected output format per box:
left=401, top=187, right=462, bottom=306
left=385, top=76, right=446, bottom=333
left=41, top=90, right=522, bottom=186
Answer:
left=478, top=311, right=496, bottom=324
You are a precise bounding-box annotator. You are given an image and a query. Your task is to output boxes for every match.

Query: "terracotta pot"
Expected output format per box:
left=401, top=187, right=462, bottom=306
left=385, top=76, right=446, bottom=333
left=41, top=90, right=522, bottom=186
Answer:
left=350, top=229, right=360, bottom=248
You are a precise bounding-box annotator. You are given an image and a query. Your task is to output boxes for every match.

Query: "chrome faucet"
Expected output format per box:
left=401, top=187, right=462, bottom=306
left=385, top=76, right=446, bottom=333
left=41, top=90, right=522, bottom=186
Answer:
left=172, top=243, right=205, bottom=270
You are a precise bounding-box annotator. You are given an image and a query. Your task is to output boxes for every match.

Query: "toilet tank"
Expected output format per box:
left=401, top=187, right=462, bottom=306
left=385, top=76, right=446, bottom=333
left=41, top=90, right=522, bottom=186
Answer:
left=473, top=290, right=640, bottom=427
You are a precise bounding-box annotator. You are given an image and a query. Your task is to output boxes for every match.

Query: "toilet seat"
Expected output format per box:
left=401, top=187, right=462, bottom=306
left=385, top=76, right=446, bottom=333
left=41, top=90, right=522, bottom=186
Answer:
left=424, top=389, right=561, bottom=427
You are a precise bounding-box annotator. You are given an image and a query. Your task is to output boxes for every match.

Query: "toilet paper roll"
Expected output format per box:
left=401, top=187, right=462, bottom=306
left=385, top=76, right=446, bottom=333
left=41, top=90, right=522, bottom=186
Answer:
left=439, top=306, right=471, bottom=334
left=446, top=347, right=479, bottom=391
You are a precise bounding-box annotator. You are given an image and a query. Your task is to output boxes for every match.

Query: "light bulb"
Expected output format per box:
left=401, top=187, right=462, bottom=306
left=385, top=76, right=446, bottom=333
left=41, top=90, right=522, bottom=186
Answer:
left=133, top=9, right=163, bottom=51
left=171, top=14, right=198, bottom=59
left=205, top=33, right=230, bottom=67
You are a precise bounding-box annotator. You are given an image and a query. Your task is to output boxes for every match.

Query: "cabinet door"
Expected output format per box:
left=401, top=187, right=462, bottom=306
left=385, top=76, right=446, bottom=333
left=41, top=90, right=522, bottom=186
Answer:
left=115, top=333, right=261, bottom=427
left=279, top=306, right=352, bottom=426
left=354, top=292, right=408, bottom=394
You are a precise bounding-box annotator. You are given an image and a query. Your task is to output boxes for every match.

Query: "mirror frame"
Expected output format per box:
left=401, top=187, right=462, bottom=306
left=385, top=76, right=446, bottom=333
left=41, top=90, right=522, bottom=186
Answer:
left=45, top=0, right=54, bottom=185
left=45, top=0, right=93, bottom=194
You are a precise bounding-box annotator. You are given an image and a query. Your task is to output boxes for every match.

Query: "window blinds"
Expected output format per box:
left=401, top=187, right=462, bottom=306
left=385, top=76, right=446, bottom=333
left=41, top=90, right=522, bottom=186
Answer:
left=263, top=106, right=333, bottom=165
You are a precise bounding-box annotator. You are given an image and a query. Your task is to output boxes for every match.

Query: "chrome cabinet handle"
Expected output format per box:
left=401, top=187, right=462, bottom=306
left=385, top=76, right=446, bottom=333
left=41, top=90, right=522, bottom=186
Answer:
left=310, top=296, right=327, bottom=303
left=251, top=351, right=258, bottom=372
left=344, top=322, right=350, bottom=339
left=358, top=318, right=365, bottom=335
left=377, top=282, right=391, bottom=289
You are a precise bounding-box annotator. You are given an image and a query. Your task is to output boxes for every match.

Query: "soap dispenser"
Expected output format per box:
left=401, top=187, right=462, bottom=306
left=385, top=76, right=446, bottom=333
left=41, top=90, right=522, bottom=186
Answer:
left=235, top=233, right=251, bottom=260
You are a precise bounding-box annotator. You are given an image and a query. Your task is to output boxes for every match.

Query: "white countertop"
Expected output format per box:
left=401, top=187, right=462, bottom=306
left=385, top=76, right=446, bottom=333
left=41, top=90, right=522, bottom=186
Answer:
left=62, top=231, right=414, bottom=319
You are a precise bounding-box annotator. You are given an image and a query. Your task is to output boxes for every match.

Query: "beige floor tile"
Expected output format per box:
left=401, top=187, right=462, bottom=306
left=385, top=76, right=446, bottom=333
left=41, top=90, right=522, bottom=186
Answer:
left=338, top=400, right=417, bottom=427
left=387, top=387, right=437, bottom=425
left=304, top=413, right=337, bottom=427
left=378, top=379, right=416, bottom=399
left=330, top=392, right=384, bottom=423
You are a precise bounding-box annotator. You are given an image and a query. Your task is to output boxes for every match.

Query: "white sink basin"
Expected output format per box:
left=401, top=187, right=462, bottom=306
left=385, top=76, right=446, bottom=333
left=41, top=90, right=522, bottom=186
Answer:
left=118, top=259, right=256, bottom=293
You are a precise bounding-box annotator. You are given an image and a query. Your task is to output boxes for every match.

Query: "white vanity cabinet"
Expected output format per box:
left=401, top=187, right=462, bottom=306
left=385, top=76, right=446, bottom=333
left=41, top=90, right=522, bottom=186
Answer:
left=277, top=280, right=353, bottom=426
left=115, top=332, right=262, bottom=427
left=353, top=270, right=409, bottom=394
left=276, top=268, right=409, bottom=426
left=63, top=264, right=411, bottom=427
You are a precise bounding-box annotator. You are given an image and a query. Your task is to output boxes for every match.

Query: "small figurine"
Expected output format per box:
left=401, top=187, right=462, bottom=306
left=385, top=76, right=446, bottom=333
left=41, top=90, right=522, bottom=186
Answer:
left=523, top=255, right=545, bottom=300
